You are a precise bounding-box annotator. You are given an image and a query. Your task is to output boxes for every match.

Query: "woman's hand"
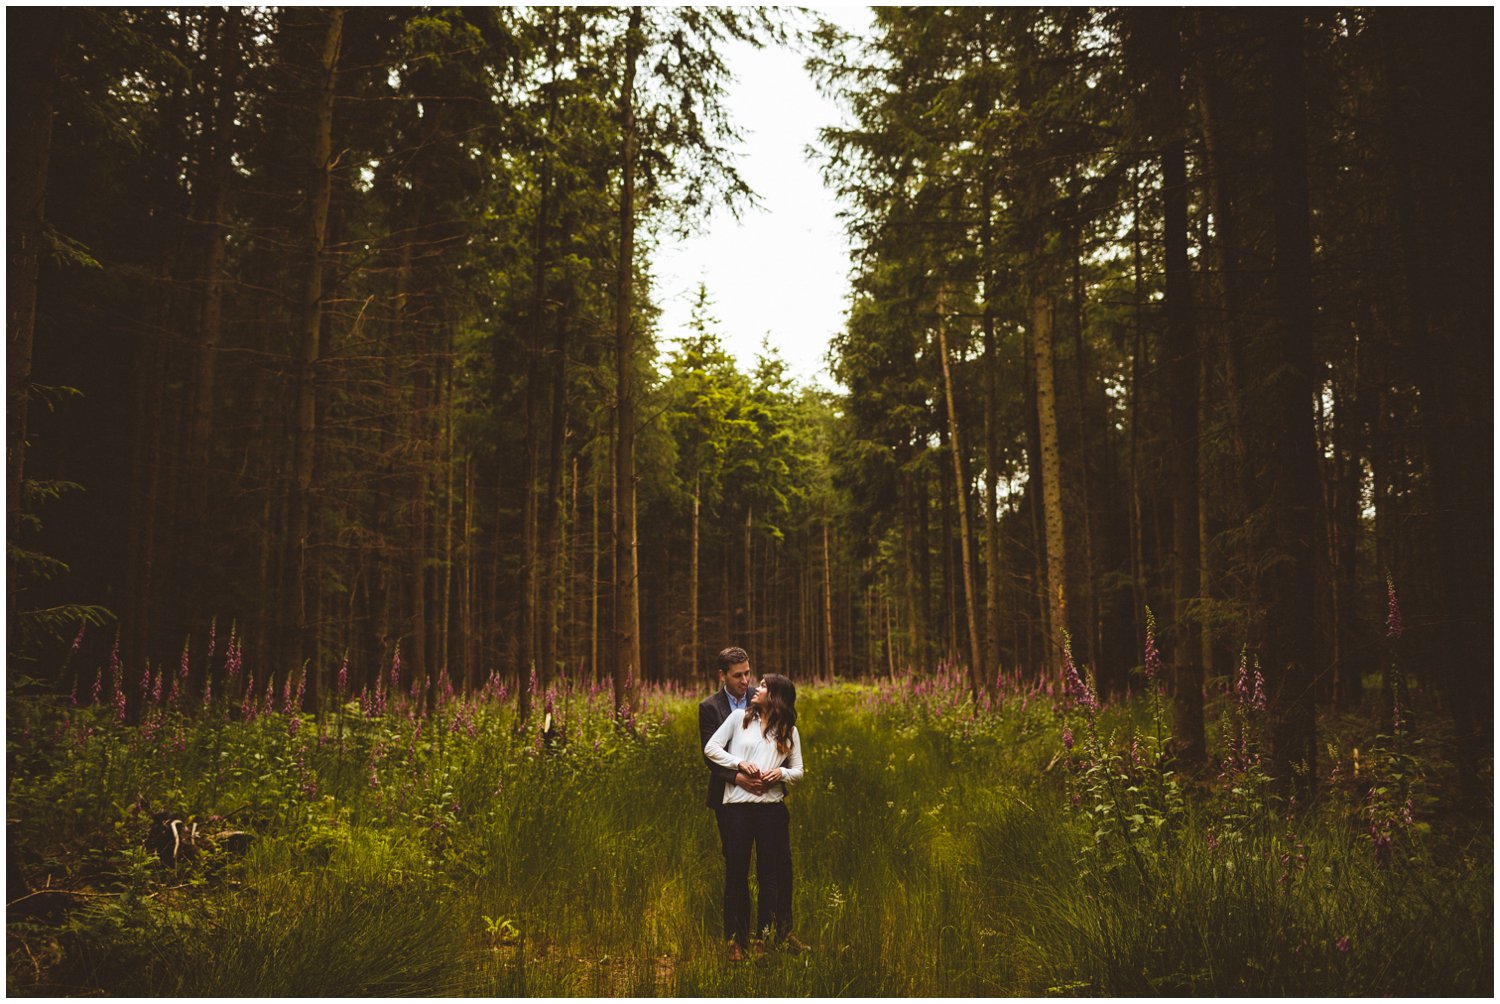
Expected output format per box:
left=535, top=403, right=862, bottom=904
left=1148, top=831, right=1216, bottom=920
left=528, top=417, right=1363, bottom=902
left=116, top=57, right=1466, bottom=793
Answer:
left=760, top=767, right=782, bottom=784
left=739, top=761, right=761, bottom=778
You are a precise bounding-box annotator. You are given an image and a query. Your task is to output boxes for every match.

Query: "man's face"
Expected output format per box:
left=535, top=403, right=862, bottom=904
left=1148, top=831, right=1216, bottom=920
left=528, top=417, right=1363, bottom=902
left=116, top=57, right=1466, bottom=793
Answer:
left=723, top=661, right=753, bottom=699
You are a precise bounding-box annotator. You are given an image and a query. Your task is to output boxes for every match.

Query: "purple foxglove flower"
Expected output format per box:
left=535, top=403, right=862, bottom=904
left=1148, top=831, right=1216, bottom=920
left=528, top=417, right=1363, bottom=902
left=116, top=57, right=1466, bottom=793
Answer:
left=226, top=625, right=241, bottom=682
left=1385, top=575, right=1403, bottom=640
left=1143, top=606, right=1161, bottom=684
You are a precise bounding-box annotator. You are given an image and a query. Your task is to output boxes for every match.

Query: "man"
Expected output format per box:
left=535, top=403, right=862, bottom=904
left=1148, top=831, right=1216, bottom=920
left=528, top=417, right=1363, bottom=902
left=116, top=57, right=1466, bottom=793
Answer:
left=698, top=645, right=770, bottom=961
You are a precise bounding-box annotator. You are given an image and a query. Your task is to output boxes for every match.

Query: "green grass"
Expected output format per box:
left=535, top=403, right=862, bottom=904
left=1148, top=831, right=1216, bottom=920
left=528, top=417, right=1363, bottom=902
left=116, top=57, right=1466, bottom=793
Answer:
left=6, top=675, right=1491, bottom=995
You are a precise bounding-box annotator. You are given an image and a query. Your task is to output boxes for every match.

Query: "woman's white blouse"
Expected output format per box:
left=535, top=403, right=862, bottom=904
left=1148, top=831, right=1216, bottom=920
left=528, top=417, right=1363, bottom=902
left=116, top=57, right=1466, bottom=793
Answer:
left=704, top=713, right=804, bottom=804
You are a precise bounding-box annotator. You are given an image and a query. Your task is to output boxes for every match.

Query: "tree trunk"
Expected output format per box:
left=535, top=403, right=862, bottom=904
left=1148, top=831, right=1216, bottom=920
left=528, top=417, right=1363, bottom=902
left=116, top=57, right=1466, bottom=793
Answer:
left=1381, top=9, right=1491, bottom=796
left=183, top=8, right=240, bottom=549
left=518, top=113, right=551, bottom=718
left=1031, top=290, right=1069, bottom=674
left=540, top=332, right=566, bottom=688
left=1264, top=13, right=1320, bottom=798
left=441, top=346, right=455, bottom=686
left=1067, top=221, right=1101, bottom=676
left=287, top=8, right=343, bottom=686
left=537, top=19, right=566, bottom=690
left=6, top=10, right=66, bottom=554
left=589, top=439, right=601, bottom=682
left=935, top=293, right=983, bottom=703
left=901, top=478, right=925, bottom=668
left=1127, top=170, right=1148, bottom=666
left=690, top=473, right=700, bottom=674
left=744, top=504, right=754, bottom=654
left=1329, top=349, right=1363, bottom=712
left=936, top=425, right=957, bottom=663
left=612, top=6, right=643, bottom=715
left=822, top=521, right=836, bottom=681
left=1161, top=66, right=1206, bottom=765
left=462, top=455, right=475, bottom=688
left=982, top=319, right=1003, bottom=690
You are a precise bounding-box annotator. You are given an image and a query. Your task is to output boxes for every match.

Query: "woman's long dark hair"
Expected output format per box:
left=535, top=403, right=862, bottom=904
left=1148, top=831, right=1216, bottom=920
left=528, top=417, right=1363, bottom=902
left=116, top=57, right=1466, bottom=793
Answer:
left=743, top=673, right=797, bottom=755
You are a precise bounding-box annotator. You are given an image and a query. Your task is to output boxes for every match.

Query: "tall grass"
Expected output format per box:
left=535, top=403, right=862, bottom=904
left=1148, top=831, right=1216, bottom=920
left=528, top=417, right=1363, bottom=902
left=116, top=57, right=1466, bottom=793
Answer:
left=7, top=657, right=1491, bottom=995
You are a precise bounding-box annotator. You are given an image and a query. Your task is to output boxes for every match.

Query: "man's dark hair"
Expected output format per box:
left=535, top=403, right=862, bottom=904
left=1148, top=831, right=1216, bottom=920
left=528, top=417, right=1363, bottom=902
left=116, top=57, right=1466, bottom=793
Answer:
left=717, top=646, right=749, bottom=672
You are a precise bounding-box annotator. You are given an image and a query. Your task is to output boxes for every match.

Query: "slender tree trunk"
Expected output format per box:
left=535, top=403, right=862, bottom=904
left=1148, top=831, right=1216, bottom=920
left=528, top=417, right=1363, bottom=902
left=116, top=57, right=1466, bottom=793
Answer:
left=1127, top=169, right=1148, bottom=663
left=1193, top=11, right=1257, bottom=673
left=536, top=20, right=566, bottom=690
left=900, top=479, right=922, bottom=667
left=441, top=347, right=455, bottom=685
left=518, top=153, right=550, bottom=720
left=1329, top=350, right=1363, bottom=712
left=125, top=30, right=193, bottom=673
left=1031, top=290, right=1069, bottom=674
left=1265, top=13, right=1320, bottom=797
left=1381, top=9, right=1490, bottom=794
left=935, top=294, right=983, bottom=703
left=744, top=504, right=754, bottom=654
left=126, top=272, right=171, bottom=674
left=936, top=426, right=956, bottom=664
left=287, top=8, right=343, bottom=685
left=591, top=439, right=602, bottom=682
left=7, top=9, right=66, bottom=597
left=184, top=8, right=240, bottom=544
left=566, top=452, right=579, bottom=676
left=1067, top=221, right=1101, bottom=675
left=540, top=337, right=566, bottom=687
left=982, top=322, right=1003, bottom=689
left=463, top=455, right=475, bottom=688
left=1162, top=83, right=1206, bottom=765
left=822, top=522, right=836, bottom=681
left=690, top=474, right=700, bottom=673
left=612, top=7, right=643, bottom=715
left=977, top=23, right=1003, bottom=691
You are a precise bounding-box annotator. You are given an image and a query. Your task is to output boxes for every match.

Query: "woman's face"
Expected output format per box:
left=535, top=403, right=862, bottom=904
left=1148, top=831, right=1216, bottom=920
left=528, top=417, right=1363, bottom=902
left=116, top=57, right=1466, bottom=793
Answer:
left=750, top=681, right=768, bottom=706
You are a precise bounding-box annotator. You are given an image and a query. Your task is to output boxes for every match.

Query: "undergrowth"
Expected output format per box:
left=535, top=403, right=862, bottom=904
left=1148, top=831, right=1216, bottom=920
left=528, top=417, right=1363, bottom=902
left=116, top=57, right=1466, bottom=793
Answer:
left=6, top=621, right=1491, bottom=995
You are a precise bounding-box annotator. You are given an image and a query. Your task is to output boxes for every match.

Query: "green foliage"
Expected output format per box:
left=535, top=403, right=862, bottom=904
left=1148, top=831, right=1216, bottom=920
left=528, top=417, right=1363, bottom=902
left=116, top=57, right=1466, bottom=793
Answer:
left=7, top=673, right=1488, bottom=996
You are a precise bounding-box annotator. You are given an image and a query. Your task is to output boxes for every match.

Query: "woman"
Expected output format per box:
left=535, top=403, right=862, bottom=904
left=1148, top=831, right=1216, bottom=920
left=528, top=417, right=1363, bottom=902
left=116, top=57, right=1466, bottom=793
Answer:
left=703, top=673, right=805, bottom=957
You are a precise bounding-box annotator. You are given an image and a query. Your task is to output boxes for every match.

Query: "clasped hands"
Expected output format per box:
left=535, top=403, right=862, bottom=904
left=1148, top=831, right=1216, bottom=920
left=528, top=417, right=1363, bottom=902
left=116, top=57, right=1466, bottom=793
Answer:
left=735, top=761, right=782, bottom=795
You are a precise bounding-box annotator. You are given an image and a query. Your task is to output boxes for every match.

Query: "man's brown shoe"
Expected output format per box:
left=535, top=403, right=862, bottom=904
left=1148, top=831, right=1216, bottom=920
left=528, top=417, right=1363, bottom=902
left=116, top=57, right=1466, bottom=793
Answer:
left=727, top=941, right=745, bottom=963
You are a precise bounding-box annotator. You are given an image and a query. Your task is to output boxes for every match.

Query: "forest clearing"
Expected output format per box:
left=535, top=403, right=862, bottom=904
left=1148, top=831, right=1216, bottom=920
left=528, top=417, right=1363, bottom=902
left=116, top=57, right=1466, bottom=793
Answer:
left=8, top=7, right=1491, bottom=997
left=7, top=628, right=1491, bottom=995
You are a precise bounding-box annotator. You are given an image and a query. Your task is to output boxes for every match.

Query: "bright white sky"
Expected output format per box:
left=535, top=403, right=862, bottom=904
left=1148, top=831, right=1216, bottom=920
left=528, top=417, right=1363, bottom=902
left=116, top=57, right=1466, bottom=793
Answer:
left=651, top=6, right=873, bottom=390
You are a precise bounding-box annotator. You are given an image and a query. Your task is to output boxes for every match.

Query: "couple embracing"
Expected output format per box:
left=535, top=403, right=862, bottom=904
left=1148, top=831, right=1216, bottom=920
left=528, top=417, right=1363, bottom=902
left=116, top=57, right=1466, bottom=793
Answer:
left=697, top=646, right=809, bottom=961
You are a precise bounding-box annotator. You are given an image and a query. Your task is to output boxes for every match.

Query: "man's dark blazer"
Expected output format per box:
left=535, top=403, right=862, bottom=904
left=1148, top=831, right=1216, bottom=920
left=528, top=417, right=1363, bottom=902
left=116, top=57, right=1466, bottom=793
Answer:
left=698, top=689, right=740, bottom=810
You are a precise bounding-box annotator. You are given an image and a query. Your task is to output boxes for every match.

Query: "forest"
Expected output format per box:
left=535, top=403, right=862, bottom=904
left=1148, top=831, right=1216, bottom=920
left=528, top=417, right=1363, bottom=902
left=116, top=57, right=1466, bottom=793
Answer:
left=7, top=7, right=1493, bottom=996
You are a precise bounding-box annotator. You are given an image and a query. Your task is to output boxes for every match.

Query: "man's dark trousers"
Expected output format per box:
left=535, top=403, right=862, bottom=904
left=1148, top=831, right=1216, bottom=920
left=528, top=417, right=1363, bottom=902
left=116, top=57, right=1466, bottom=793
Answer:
left=698, top=689, right=738, bottom=939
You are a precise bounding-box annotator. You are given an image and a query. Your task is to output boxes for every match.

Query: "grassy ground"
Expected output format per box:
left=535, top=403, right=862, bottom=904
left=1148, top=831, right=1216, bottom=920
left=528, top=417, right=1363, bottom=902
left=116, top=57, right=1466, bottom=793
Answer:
left=6, top=666, right=1492, bottom=995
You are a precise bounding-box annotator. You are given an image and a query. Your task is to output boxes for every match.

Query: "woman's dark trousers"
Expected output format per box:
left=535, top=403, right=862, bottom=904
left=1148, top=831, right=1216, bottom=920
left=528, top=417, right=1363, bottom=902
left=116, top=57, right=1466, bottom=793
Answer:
left=720, top=801, right=792, bottom=946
